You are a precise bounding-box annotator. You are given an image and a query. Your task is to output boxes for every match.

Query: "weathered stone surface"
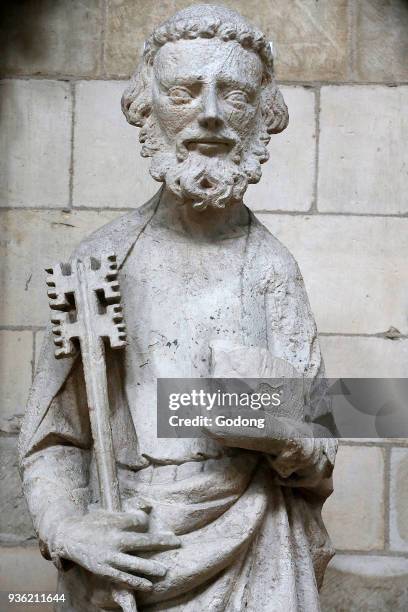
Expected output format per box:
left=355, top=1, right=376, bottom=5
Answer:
left=320, top=336, right=408, bottom=378
left=323, top=445, right=384, bottom=550
left=104, top=0, right=349, bottom=81
left=35, top=330, right=46, bottom=368
left=258, top=214, right=408, bottom=335
left=390, top=448, right=408, bottom=551
left=0, top=209, right=119, bottom=327
left=318, top=86, right=408, bottom=214
left=73, top=81, right=157, bottom=208
left=0, top=80, right=71, bottom=208
left=0, top=0, right=102, bottom=77
left=0, top=546, right=57, bottom=606
left=0, top=437, right=35, bottom=543
left=0, top=331, right=33, bottom=434
left=246, top=87, right=315, bottom=212
left=355, top=0, right=408, bottom=82
left=320, top=555, right=408, bottom=612
left=19, top=8, right=335, bottom=608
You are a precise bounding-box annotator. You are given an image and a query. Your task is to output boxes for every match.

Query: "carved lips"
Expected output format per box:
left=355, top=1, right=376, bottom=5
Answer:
left=184, top=136, right=235, bottom=155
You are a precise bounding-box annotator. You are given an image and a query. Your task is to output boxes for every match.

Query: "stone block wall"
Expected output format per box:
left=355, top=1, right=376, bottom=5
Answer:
left=1, top=1, right=407, bottom=609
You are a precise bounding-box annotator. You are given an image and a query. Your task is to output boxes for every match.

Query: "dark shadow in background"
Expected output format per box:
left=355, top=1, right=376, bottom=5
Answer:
left=0, top=0, right=59, bottom=76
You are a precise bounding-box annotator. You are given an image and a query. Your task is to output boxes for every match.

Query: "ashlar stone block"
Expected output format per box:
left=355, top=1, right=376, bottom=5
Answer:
left=390, top=448, right=408, bottom=552
left=320, top=555, right=408, bottom=612
left=0, top=209, right=119, bottom=327
left=0, top=545, right=57, bottom=598
left=73, top=81, right=158, bottom=209
left=320, top=336, right=408, bottom=378
left=246, top=87, right=315, bottom=212
left=322, top=445, right=385, bottom=551
left=104, top=0, right=349, bottom=81
left=258, top=214, right=408, bottom=335
left=0, top=80, right=71, bottom=208
left=0, top=0, right=102, bottom=77
left=0, top=331, right=33, bottom=434
left=355, top=0, right=408, bottom=82
left=318, top=86, right=408, bottom=215
left=0, top=437, right=35, bottom=543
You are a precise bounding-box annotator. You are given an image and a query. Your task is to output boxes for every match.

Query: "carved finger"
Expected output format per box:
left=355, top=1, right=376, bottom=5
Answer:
left=103, top=566, right=153, bottom=592
left=111, top=553, right=167, bottom=578
left=118, top=511, right=150, bottom=532
left=119, top=533, right=181, bottom=552
left=103, top=511, right=149, bottom=532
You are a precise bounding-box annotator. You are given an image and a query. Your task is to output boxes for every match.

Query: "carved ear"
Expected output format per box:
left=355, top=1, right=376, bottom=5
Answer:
left=121, top=62, right=153, bottom=127
left=261, top=80, right=289, bottom=135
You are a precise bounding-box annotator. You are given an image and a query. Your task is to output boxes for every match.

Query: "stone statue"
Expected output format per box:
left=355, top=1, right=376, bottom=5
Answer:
left=19, top=5, right=338, bottom=611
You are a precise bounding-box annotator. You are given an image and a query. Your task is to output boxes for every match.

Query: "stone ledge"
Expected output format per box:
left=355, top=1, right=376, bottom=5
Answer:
left=320, top=554, right=408, bottom=611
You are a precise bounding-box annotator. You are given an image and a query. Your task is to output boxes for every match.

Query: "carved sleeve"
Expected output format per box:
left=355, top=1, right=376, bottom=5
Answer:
left=265, top=252, right=338, bottom=498
left=20, top=358, right=92, bottom=568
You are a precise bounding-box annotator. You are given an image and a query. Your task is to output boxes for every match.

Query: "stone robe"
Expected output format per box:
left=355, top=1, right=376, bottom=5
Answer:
left=19, top=189, right=337, bottom=611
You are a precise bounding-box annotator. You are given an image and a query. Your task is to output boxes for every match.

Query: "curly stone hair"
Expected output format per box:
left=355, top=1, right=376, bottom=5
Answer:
left=122, top=5, right=289, bottom=141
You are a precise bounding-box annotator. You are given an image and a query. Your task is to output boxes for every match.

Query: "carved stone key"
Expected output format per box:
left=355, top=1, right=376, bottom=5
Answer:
left=46, top=254, right=138, bottom=612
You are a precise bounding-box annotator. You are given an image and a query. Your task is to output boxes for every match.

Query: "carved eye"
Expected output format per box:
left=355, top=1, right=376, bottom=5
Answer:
left=225, top=90, right=249, bottom=107
left=168, top=86, right=194, bottom=104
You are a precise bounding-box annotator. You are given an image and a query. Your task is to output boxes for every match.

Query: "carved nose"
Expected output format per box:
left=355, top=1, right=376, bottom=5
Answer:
left=198, top=90, right=224, bottom=130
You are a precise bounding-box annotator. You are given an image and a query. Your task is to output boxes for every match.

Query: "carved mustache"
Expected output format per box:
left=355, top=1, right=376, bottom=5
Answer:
left=175, top=128, right=243, bottom=163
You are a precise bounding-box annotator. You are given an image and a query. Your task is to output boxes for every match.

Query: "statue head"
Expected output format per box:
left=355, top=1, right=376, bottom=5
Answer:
left=122, top=4, right=289, bottom=211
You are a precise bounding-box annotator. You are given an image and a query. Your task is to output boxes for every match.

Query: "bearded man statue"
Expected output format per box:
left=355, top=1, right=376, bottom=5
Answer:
left=19, top=5, right=338, bottom=611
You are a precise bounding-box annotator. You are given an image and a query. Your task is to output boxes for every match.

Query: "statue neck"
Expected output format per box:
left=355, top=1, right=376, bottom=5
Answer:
left=150, top=187, right=250, bottom=240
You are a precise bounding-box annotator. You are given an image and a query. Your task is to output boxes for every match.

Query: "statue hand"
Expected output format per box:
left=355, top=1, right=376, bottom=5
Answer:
left=202, top=412, right=334, bottom=487
left=52, top=509, right=180, bottom=592
left=202, top=408, right=310, bottom=454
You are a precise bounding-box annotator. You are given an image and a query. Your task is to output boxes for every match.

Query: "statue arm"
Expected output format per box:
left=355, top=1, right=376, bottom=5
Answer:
left=264, top=252, right=338, bottom=498
left=19, top=349, right=92, bottom=568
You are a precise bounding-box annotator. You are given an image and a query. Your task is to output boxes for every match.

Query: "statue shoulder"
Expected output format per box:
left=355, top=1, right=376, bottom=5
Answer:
left=249, top=212, right=302, bottom=282
left=72, top=210, right=136, bottom=259
left=71, top=193, right=160, bottom=261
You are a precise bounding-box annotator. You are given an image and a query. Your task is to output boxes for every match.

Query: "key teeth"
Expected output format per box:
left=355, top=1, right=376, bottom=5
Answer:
left=54, top=337, right=76, bottom=359
left=49, top=298, right=70, bottom=311
left=106, top=270, right=118, bottom=282
left=110, top=338, right=127, bottom=349
left=55, top=346, right=74, bottom=359
left=106, top=303, right=124, bottom=322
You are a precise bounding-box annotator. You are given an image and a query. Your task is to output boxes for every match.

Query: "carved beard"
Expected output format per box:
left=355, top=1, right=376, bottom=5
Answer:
left=139, top=116, right=268, bottom=211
